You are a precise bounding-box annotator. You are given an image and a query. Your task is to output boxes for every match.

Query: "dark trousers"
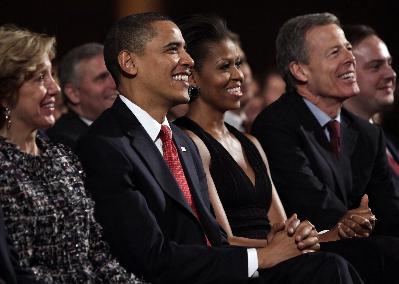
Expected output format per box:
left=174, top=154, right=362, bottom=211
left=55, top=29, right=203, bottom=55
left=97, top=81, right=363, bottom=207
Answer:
left=255, top=252, right=363, bottom=284
left=321, top=236, right=399, bottom=284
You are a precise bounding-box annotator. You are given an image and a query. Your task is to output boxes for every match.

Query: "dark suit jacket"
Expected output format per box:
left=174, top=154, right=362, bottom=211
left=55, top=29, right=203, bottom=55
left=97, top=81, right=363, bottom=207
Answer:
left=385, top=129, right=399, bottom=164
left=76, top=97, right=248, bottom=284
left=252, top=91, right=399, bottom=237
left=47, top=110, right=88, bottom=149
left=382, top=128, right=399, bottom=189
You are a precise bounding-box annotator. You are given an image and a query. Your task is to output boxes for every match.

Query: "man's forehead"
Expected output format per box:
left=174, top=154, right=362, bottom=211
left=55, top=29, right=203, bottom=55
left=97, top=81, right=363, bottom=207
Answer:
left=150, top=20, right=180, bottom=34
left=354, top=36, right=391, bottom=60
left=305, top=24, right=346, bottom=49
left=306, top=24, right=341, bottom=39
left=147, top=20, right=185, bottom=46
left=78, top=55, right=105, bottom=73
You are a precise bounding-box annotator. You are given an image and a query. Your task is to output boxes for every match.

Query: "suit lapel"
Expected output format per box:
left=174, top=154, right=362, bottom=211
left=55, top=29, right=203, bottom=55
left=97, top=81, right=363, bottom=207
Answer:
left=172, top=127, right=209, bottom=214
left=172, top=125, right=223, bottom=244
left=339, top=111, right=359, bottom=200
left=341, top=111, right=358, bottom=159
left=111, top=98, right=196, bottom=217
left=292, top=94, right=349, bottom=203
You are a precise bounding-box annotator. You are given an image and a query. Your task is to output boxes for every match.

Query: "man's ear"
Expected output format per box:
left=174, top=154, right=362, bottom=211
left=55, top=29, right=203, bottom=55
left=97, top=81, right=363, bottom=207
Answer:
left=289, top=61, right=308, bottom=83
left=118, top=51, right=138, bottom=77
left=64, top=83, right=80, bottom=104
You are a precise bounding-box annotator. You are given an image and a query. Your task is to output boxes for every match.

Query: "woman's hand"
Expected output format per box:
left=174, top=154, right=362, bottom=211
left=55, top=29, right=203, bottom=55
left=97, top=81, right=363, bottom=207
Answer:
left=284, top=213, right=320, bottom=252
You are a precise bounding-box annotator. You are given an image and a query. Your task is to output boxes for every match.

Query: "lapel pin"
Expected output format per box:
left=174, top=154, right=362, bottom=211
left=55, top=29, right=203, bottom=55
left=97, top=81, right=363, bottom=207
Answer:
left=180, top=146, right=187, bottom=152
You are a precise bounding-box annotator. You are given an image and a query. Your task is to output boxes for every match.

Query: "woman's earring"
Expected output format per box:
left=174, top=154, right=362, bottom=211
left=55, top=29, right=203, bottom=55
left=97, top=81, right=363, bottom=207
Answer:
left=188, top=85, right=200, bottom=101
left=4, top=107, right=11, bottom=129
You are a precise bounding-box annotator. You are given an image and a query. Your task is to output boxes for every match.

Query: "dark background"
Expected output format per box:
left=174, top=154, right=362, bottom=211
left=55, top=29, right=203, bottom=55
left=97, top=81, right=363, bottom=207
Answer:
left=1, top=0, right=398, bottom=77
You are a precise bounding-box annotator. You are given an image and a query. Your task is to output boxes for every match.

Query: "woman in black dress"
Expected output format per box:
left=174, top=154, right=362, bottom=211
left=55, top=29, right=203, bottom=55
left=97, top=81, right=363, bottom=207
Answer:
left=175, top=13, right=320, bottom=250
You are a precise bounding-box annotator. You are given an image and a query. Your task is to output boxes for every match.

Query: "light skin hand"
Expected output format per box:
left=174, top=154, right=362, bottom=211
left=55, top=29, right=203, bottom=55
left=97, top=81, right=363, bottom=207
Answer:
left=339, top=215, right=372, bottom=238
left=338, top=194, right=375, bottom=239
left=319, top=194, right=376, bottom=242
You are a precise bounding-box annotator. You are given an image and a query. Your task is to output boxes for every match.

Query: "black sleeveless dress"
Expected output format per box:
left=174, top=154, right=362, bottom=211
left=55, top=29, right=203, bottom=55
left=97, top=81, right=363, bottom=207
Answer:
left=174, top=117, right=272, bottom=239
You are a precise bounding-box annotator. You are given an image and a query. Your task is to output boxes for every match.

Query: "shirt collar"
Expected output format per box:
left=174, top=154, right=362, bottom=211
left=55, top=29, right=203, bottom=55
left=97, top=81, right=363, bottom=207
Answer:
left=79, top=116, right=93, bottom=126
left=119, top=94, right=170, bottom=142
left=303, top=98, right=341, bottom=127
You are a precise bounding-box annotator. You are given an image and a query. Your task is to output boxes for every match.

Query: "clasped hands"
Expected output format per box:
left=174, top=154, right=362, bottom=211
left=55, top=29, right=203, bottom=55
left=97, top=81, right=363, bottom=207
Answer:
left=319, top=194, right=376, bottom=242
left=257, top=213, right=319, bottom=268
left=336, top=194, right=376, bottom=239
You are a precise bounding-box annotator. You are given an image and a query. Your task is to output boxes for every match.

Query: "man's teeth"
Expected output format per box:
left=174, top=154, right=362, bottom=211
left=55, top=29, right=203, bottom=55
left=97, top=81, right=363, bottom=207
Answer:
left=42, top=103, right=54, bottom=108
left=338, top=71, right=355, bottom=79
left=227, top=87, right=241, bottom=94
left=172, top=74, right=189, bottom=81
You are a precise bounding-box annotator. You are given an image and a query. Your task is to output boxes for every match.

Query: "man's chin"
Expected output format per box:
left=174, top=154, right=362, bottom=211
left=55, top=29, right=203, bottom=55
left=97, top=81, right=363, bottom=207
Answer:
left=176, top=93, right=190, bottom=105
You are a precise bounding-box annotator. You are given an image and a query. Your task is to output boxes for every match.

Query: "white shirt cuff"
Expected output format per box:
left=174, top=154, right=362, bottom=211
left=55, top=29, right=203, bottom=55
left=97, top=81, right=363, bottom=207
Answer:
left=247, top=248, right=259, bottom=278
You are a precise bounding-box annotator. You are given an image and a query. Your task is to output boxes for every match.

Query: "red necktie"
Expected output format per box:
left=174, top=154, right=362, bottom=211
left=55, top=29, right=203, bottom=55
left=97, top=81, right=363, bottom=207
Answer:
left=327, top=120, right=341, bottom=159
left=387, top=148, right=399, bottom=176
left=159, top=125, right=210, bottom=245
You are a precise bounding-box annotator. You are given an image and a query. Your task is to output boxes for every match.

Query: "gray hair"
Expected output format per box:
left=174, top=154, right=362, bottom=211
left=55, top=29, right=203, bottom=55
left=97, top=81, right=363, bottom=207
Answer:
left=276, top=12, right=340, bottom=91
left=58, top=42, right=104, bottom=91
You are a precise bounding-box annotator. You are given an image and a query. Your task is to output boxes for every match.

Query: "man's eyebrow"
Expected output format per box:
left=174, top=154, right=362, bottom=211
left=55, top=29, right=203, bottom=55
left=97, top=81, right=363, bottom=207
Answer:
left=93, top=71, right=109, bottom=81
left=163, top=41, right=182, bottom=49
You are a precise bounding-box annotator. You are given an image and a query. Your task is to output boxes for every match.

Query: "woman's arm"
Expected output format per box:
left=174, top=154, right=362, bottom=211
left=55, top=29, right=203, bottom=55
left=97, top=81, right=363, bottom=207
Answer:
left=245, top=134, right=287, bottom=224
left=185, top=130, right=268, bottom=248
left=185, top=131, right=318, bottom=251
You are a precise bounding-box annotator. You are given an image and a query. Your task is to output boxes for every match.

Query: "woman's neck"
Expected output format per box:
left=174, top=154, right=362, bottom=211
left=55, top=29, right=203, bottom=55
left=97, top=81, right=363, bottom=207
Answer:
left=0, top=125, right=39, bottom=155
left=185, top=100, right=229, bottom=139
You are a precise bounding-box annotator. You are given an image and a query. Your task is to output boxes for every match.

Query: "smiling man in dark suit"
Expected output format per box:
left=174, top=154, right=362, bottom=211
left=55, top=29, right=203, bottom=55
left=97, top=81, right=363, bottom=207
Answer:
left=253, top=12, right=399, bottom=240
left=76, top=12, right=363, bottom=284
left=252, top=12, right=399, bottom=283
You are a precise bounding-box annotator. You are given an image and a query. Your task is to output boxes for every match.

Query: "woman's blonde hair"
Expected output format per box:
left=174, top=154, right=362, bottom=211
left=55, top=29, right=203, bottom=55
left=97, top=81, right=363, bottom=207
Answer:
left=0, top=24, right=56, bottom=128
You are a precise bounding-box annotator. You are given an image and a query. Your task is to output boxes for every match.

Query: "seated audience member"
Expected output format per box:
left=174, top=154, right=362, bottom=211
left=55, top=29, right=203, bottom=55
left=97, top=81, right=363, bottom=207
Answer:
left=76, top=12, right=362, bottom=284
left=176, top=13, right=399, bottom=284
left=343, top=25, right=399, bottom=181
left=243, top=70, right=285, bottom=132
left=47, top=42, right=117, bottom=149
left=0, top=25, right=143, bottom=283
left=261, top=70, right=286, bottom=107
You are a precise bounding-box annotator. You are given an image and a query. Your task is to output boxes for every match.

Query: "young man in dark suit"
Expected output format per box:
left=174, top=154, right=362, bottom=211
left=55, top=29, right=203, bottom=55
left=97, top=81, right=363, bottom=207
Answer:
left=76, top=12, right=362, bottom=284
left=343, top=25, right=399, bottom=183
left=252, top=12, right=399, bottom=283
